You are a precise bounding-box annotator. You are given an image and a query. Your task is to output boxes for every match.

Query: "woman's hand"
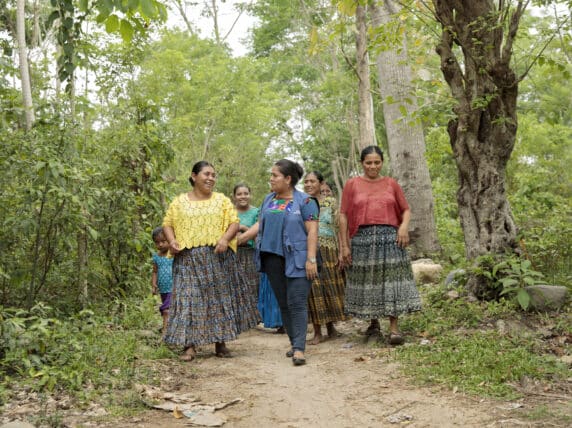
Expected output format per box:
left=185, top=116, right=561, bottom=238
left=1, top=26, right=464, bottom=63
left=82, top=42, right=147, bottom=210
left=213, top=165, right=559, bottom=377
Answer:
left=169, top=240, right=181, bottom=254
left=339, top=245, right=351, bottom=267
left=305, top=260, right=318, bottom=281
left=214, top=237, right=229, bottom=254
left=397, top=224, right=409, bottom=248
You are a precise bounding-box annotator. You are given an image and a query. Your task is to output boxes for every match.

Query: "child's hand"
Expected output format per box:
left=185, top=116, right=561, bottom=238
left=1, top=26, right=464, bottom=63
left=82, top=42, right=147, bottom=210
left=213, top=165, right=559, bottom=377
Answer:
left=152, top=286, right=158, bottom=295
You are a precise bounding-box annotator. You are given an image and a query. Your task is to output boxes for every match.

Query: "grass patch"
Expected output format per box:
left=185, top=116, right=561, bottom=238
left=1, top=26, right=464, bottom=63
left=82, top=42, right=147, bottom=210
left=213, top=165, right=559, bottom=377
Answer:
left=397, top=330, right=568, bottom=399
left=395, top=285, right=571, bottom=400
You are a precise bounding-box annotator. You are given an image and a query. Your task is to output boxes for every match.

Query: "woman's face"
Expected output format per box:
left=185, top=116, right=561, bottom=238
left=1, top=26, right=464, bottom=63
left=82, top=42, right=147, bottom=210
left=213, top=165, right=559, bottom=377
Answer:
left=234, top=186, right=251, bottom=208
left=270, top=166, right=291, bottom=194
left=303, top=173, right=321, bottom=198
left=192, top=165, right=217, bottom=193
left=321, top=183, right=333, bottom=197
left=361, top=153, right=383, bottom=179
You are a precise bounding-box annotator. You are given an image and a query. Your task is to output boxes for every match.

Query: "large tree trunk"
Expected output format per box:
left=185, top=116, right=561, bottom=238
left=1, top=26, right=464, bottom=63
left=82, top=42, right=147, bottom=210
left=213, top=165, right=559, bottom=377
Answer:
left=432, top=1, right=525, bottom=292
left=16, top=0, right=35, bottom=130
left=371, top=0, right=440, bottom=258
left=355, top=4, right=376, bottom=149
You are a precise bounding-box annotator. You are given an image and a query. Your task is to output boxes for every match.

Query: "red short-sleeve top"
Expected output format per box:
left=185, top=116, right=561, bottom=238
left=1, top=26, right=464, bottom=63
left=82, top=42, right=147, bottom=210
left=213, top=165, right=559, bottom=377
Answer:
left=340, top=176, right=409, bottom=238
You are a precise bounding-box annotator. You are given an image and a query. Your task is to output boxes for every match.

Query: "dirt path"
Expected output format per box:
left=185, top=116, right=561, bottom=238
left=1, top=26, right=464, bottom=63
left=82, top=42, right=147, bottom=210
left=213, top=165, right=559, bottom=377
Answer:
left=111, top=319, right=550, bottom=428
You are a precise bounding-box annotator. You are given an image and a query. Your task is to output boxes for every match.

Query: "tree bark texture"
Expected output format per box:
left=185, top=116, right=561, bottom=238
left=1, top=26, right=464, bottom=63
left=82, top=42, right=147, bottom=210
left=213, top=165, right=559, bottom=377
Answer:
left=355, top=4, right=377, bottom=149
left=371, top=0, right=440, bottom=258
left=16, top=0, right=35, bottom=130
left=432, top=0, right=524, bottom=260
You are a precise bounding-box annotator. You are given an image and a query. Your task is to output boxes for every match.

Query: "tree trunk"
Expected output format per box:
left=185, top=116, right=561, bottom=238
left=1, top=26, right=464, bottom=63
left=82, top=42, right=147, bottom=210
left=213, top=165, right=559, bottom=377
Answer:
left=355, top=4, right=376, bottom=149
left=371, top=0, right=440, bottom=258
left=432, top=1, right=525, bottom=292
left=16, top=0, right=35, bottom=130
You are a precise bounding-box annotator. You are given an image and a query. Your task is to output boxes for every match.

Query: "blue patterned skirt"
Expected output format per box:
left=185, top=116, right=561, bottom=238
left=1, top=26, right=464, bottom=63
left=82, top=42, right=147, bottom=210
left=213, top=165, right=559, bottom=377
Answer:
left=257, top=273, right=283, bottom=328
left=345, top=225, right=421, bottom=319
left=164, top=246, right=259, bottom=347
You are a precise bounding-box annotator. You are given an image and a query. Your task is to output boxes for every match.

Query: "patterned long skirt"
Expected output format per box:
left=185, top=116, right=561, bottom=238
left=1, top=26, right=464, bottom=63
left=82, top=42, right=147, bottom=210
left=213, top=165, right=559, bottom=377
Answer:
left=345, top=225, right=421, bottom=319
left=308, top=240, right=347, bottom=325
left=237, top=246, right=259, bottom=300
left=164, top=246, right=259, bottom=347
left=258, top=273, right=283, bottom=328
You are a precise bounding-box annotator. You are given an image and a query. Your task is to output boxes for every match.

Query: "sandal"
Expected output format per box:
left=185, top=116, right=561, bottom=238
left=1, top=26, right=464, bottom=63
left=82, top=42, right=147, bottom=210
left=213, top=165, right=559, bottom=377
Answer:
left=292, top=351, right=306, bottom=366
left=285, top=349, right=294, bottom=358
left=180, top=346, right=196, bottom=361
left=215, top=342, right=232, bottom=358
left=389, top=333, right=405, bottom=345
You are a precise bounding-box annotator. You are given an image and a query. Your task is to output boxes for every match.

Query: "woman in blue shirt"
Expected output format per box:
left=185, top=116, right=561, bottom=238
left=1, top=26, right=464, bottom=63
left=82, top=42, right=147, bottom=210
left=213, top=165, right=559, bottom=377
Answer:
left=240, top=159, right=319, bottom=366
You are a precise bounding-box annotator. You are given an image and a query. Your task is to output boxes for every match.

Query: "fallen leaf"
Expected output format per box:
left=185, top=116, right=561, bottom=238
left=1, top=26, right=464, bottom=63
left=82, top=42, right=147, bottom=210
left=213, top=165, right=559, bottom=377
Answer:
left=173, top=406, right=184, bottom=419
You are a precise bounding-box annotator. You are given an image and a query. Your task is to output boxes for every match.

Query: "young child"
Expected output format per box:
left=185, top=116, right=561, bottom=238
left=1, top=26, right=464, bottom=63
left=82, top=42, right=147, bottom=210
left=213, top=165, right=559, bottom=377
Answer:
left=152, top=227, right=173, bottom=337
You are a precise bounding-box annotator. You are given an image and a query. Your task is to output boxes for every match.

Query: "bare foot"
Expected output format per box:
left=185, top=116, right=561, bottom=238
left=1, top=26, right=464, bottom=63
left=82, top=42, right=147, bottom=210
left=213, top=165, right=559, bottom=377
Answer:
left=308, top=334, right=323, bottom=345
left=180, top=345, right=196, bottom=361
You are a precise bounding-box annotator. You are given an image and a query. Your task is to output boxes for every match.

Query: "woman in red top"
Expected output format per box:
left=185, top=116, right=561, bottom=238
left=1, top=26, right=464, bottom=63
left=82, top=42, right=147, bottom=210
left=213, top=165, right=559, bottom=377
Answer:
left=339, top=145, right=421, bottom=345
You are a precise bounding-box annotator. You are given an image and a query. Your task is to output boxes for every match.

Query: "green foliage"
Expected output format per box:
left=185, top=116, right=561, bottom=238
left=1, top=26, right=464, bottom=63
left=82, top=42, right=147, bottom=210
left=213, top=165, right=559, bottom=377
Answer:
left=0, top=298, right=173, bottom=403
left=396, top=286, right=570, bottom=399
left=397, top=330, right=567, bottom=399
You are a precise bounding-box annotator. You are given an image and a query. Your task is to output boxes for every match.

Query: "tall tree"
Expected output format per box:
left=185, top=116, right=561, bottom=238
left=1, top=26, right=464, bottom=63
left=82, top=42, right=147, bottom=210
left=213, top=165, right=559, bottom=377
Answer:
left=16, top=0, right=34, bottom=130
left=371, top=0, right=440, bottom=257
left=430, top=1, right=526, bottom=292
left=356, top=3, right=377, bottom=148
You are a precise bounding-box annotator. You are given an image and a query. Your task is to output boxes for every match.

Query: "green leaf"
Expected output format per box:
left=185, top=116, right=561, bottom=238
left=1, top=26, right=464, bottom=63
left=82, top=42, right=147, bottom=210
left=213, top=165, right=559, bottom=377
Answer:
left=500, top=278, right=518, bottom=287
left=517, top=289, right=530, bottom=310
left=120, top=19, right=134, bottom=42
left=105, top=14, right=120, bottom=33
left=139, top=0, right=156, bottom=18
left=78, top=0, right=89, bottom=12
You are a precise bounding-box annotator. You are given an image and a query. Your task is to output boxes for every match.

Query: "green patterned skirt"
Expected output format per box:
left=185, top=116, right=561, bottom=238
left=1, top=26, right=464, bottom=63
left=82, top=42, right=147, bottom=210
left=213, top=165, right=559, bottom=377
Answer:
left=345, top=225, right=421, bottom=319
left=308, top=237, right=347, bottom=325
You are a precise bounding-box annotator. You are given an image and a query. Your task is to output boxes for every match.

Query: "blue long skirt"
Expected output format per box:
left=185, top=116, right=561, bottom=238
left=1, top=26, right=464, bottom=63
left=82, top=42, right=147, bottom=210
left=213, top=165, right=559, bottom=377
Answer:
left=257, top=273, right=283, bottom=328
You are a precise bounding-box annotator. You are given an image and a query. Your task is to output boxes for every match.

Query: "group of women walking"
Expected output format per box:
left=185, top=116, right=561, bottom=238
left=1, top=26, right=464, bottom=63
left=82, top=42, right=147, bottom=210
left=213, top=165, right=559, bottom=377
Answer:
left=160, top=146, right=422, bottom=366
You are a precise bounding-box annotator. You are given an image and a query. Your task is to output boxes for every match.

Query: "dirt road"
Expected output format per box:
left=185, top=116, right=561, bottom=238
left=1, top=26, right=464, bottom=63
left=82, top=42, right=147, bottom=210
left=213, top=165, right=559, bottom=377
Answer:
left=118, top=319, right=545, bottom=428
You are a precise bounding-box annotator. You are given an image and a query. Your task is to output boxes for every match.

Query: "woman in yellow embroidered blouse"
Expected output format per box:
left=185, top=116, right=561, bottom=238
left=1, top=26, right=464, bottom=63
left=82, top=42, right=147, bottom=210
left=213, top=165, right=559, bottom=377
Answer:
left=162, top=161, right=259, bottom=361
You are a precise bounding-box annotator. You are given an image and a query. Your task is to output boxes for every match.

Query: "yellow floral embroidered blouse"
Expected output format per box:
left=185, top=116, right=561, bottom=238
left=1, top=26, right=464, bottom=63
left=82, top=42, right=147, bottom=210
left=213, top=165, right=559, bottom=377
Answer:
left=163, top=192, right=239, bottom=252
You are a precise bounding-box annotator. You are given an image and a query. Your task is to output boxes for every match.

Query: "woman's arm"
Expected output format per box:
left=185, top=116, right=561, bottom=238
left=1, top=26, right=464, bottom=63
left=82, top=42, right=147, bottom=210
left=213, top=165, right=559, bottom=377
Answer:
left=163, top=226, right=180, bottom=254
left=215, top=222, right=240, bottom=254
left=304, top=220, right=319, bottom=280
left=397, top=208, right=411, bottom=248
left=237, top=221, right=259, bottom=246
left=338, top=212, right=351, bottom=266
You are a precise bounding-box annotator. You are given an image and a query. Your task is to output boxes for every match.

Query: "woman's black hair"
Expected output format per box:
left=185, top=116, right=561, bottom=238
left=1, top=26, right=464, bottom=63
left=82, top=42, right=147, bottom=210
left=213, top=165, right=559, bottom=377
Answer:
left=188, top=160, right=214, bottom=186
left=360, top=145, right=384, bottom=162
left=274, top=159, right=304, bottom=187
left=152, top=227, right=164, bottom=241
left=233, top=183, right=251, bottom=196
left=307, top=171, right=324, bottom=183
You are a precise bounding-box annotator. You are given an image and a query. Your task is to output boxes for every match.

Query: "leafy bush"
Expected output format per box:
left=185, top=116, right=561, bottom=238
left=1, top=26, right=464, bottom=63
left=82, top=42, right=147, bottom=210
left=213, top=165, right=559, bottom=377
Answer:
left=0, top=298, right=173, bottom=405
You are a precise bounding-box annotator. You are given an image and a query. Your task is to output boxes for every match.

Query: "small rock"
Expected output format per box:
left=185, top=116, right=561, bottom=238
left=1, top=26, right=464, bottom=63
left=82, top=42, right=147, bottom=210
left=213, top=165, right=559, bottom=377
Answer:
left=446, top=290, right=460, bottom=300
left=444, top=269, right=466, bottom=288
left=559, top=355, right=572, bottom=365
left=524, top=285, right=569, bottom=311
left=411, top=259, right=443, bottom=284
left=496, top=320, right=507, bottom=335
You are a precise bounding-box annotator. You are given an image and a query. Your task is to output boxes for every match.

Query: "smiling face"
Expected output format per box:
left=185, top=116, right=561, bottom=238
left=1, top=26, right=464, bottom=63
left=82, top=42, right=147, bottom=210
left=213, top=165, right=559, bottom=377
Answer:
left=192, top=165, right=216, bottom=193
left=361, top=152, right=383, bottom=180
left=233, top=186, right=251, bottom=209
left=303, top=173, right=321, bottom=198
left=270, top=165, right=291, bottom=195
